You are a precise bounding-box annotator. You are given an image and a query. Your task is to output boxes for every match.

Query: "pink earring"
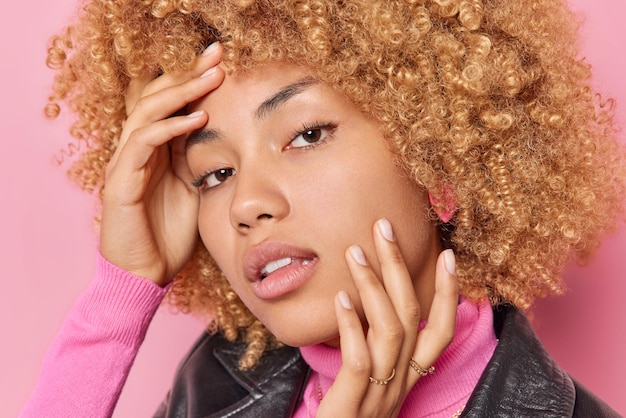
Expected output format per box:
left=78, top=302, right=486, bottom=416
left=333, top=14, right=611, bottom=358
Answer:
left=428, top=184, right=457, bottom=223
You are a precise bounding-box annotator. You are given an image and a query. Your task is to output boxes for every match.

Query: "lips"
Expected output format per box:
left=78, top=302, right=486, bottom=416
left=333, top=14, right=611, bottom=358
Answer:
left=244, top=242, right=319, bottom=299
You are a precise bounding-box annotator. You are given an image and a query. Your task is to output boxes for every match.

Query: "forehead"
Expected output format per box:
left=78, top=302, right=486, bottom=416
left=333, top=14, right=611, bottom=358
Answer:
left=191, top=62, right=315, bottom=112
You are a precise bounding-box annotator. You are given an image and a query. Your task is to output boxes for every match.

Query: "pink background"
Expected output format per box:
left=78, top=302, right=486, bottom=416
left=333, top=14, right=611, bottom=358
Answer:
left=1, top=1, right=624, bottom=416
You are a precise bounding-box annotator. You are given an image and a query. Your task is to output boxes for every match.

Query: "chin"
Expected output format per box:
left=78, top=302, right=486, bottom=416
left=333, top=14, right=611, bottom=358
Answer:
left=268, top=324, right=339, bottom=348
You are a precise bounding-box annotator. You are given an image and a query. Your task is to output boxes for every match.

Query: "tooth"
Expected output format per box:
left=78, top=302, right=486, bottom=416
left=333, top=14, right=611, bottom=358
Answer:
left=301, top=259, right=310, bottom=266
left=260, top=257, right=292, bottom=276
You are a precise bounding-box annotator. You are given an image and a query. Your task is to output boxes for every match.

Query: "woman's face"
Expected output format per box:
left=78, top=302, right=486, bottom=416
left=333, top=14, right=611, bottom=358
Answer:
left=186, top=62, right=440, bottom=347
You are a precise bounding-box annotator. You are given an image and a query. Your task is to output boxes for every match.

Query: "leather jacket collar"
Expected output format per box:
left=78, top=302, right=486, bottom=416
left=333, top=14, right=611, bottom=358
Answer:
left=463, top=306, right=619, bottom=417
left=463, top=306, right=576, bottom=416
left=154, top=332, right=308, bottom=417
left=156, top=306, right=619, bottom=417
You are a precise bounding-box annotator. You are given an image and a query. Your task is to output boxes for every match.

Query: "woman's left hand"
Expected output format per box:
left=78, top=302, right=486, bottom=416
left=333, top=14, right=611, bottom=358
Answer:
left=316, top=218, right=458, bottom=417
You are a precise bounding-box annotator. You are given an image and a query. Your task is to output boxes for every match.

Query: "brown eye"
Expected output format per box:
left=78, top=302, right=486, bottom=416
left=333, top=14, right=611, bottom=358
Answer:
left=301, top=129, right=322, bottom=144
left=289, top=124, right=336, bottom=149
left=214, top=168, right=234, bottom=182
left=195, top=167, right=236, bottom=190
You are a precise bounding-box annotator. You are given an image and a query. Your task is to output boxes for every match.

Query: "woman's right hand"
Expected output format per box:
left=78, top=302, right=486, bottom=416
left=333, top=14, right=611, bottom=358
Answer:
left=317, top=220, right=458, bottom=417
left=100, top=43, right=225, bottom=286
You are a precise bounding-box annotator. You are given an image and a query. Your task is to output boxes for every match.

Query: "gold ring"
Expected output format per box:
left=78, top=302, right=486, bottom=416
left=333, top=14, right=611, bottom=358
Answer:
left=368, top=368, right=396, bottom=385
left=409, top=357, right=435, bottom=377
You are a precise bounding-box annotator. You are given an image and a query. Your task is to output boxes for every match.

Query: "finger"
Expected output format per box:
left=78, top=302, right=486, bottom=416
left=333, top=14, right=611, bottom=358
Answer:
left=317, top=291, right=370, bottom=417
left=141, top=42, right=223, bottom=98
left=408, top=249, right=458, bottom=385
left=422, top=249, right=458, bottom=345
left=118, top=111, right=207, bottom=170
left=124, top=43, right=222, bottom=117
left=371, top=218, right=422, bottom=371
left=345, top=244, right=403, bottom=385
left=372, top=219, right=421, bottom=327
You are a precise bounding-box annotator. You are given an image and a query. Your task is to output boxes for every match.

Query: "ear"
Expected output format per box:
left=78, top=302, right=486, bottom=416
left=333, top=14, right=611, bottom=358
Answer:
left=428, top=184, right=457, bottom=223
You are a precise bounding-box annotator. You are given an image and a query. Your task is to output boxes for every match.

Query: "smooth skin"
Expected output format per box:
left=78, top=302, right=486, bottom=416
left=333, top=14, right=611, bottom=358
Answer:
left=187, top=61, right=445, bottom=348
left=100, top=43, right=458, bottom=417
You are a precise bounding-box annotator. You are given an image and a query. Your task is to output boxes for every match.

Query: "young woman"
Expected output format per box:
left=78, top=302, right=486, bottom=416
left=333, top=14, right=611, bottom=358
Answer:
left=22, top=0, right=625, bottom=416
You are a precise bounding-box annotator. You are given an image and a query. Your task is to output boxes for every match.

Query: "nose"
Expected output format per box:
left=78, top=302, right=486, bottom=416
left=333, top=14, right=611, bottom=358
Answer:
left=229, top=163, right=290, bottom=232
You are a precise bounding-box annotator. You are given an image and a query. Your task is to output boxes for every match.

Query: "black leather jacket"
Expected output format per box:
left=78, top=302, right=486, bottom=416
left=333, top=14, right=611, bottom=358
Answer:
left=154, top=306, right=620, bottom=417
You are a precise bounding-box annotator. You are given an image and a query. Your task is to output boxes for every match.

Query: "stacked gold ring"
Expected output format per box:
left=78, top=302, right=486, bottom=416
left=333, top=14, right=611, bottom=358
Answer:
left=409, top=357, right=435, bottom=377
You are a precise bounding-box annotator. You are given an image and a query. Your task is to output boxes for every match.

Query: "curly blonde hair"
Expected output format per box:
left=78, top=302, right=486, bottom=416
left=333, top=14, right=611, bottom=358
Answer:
left=47, top=0, right=626, bottom=368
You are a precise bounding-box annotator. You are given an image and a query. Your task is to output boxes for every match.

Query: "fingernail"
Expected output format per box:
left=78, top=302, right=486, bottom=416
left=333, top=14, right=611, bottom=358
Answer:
left=338, top=291, right=352, bottom=309
left=202, top=42, right=220, bottom=56
left=377, top=218, right=395, bottom=242
left=443, top=249, right=457, bottom=275
left=349, top=245, right=368, bottom=266
left=200, top=67, right=217, bottom=78
left=187, top=110, right=204, bottom=118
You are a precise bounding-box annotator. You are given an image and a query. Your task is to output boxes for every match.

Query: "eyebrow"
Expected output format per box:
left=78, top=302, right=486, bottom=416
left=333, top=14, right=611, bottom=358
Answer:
left=186, top=76, right=318, bottom=150
left=254, top=76, right=317, bottom=120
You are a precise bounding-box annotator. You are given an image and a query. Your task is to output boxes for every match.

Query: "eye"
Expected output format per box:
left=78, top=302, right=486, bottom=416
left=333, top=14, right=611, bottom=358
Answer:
left=291, top=129, right=323, bottom=147
left=192, top=167, right=236, bottom=191
left=287, top=123, right=337, bottom=149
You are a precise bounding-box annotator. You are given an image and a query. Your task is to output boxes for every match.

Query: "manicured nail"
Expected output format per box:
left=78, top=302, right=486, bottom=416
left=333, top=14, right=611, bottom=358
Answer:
left=202, top=42, right=220, bottom=56
left=349, top=245, right=368, bottom=266
left=187, top=110, right=204, bottom=118
left=443, top=249, right=457, bottom=275
left=377, top=218, right=395, bottom=242
left=200, top=67, right=217, bottom=78
left=338, top=291, right=352, bottom=310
